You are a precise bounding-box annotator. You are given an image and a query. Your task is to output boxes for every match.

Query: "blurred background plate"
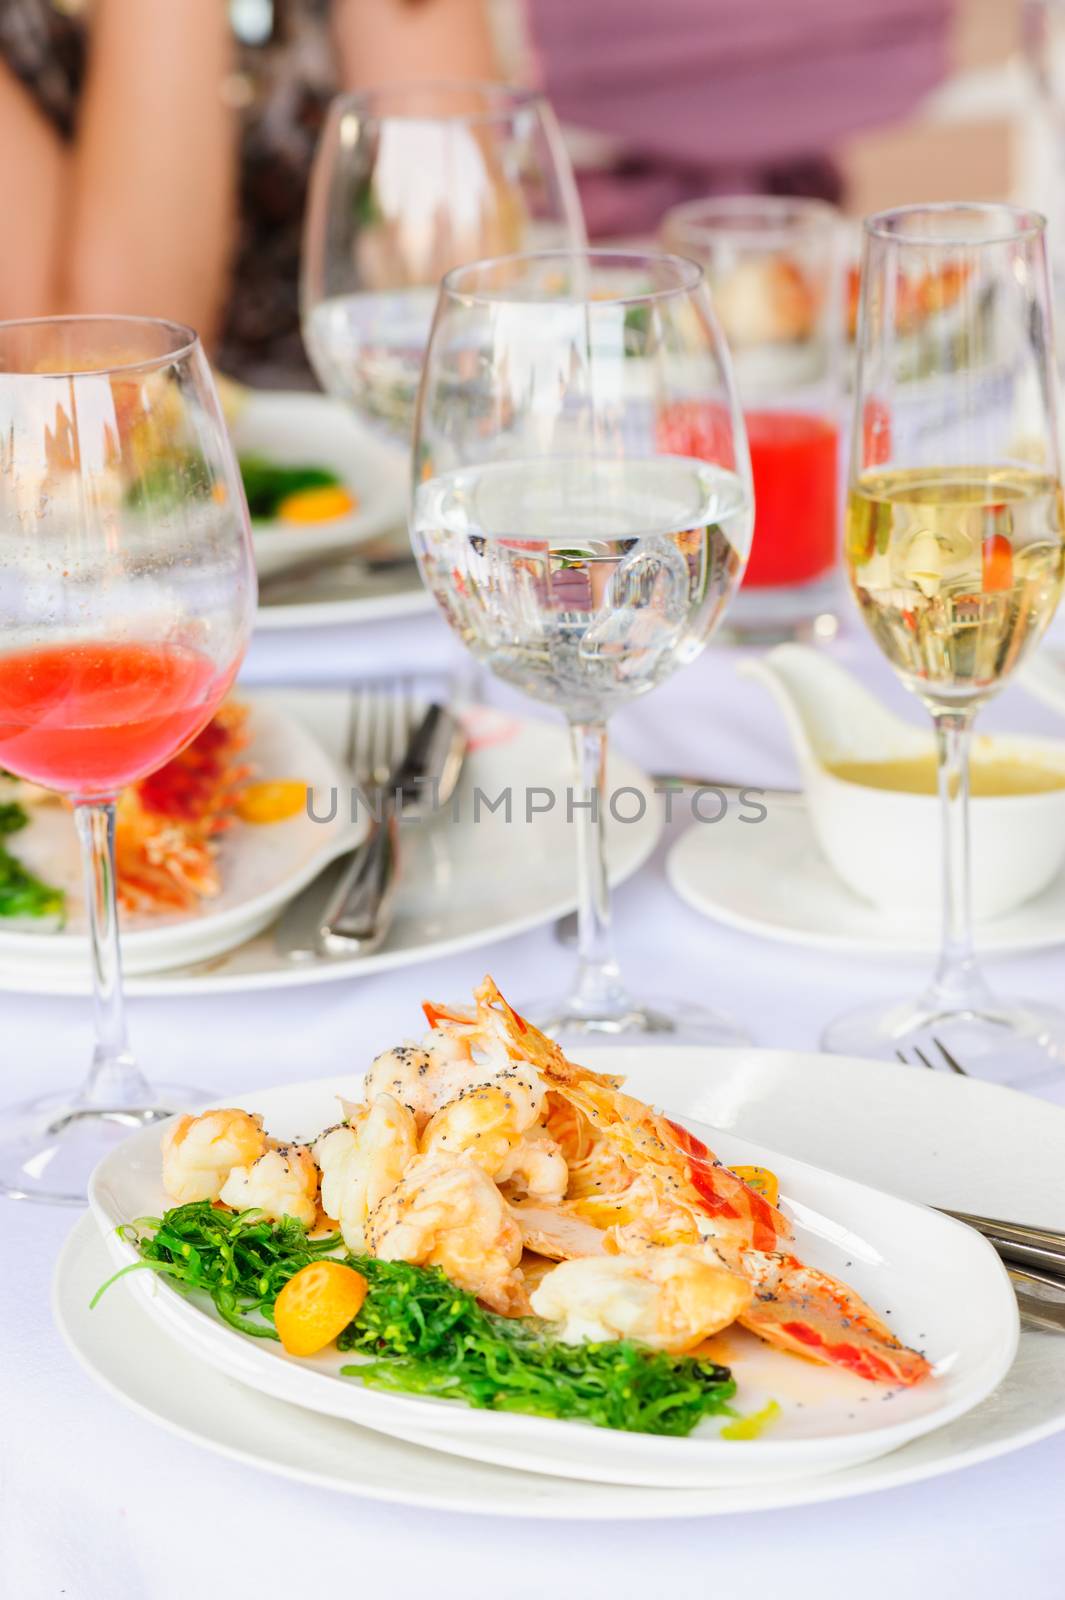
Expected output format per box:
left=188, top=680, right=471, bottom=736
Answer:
left=0, top=697, right=363, bottom=980
left=0, top=694, right=661, bottom=996
left=231, top=390, right=408, bottom=580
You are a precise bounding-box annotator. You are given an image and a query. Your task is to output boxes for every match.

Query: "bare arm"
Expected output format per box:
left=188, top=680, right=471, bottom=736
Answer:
left=333, top=0, right=500, bottom=88
left=0, top=1, right=237, bottom=340
left=0, top=63, right=67, bottom=316
left=64, top=0, right=238, bottom=341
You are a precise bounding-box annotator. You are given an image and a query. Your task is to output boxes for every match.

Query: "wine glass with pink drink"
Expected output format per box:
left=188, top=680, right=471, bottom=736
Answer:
left=0, top=316, right=256, bottom=1204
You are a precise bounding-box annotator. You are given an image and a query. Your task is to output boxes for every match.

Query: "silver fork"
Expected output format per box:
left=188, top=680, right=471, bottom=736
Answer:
left=894, top=1038, right=968, bottom=1076
left=275, top=679, right=420, bottom=960
left=345, top=676, right=419, bottom=805
left=314, top=678, right=421, bottom=954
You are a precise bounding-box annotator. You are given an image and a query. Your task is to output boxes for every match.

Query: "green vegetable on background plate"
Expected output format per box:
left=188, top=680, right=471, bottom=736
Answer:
left=238, top=455, right=343, bottom=519
left=0, top=796, right=65, bottom=921
left=95, top=1203, right=740, bottom=1437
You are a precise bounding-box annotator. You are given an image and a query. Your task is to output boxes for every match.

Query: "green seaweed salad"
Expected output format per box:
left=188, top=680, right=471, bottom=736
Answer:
left=238, top=456, right=342, bottom=519
left=0, top=797, right=64, bottom=921
left=94, top=1202, right=739, bottom=1437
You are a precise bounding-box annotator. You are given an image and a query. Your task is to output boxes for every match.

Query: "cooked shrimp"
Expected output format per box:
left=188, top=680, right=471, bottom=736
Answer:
left=420, top=1075, right=546, bottom=1164
left=530, top=1246, right=753, bottom=1354
left=496, top=1131, right=567, bottom=1203
left=314, top=1093, right=418, bottom=1252
left=510, top=1202, right=608, bottom=1262
left=363, top=1041, right=483, bottom=1130
left=161, top=1108, right=267, bottom=1204
left=218, top=1144, right=319, bottom=1227
left=368, top=1153, right=527, bottom=1315
left=430, top=978, right=933, bottom=1386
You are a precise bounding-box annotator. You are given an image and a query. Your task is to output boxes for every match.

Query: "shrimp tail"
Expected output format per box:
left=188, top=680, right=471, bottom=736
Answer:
left=733, top=1251, right=933, bottom=1387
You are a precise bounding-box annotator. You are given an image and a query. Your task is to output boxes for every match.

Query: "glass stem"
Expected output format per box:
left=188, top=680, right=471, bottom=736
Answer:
left=924, top=709, right=992, bottom=1013
left=566, top=721, right=632, bottom=1020
left=73, top=801, right=154, bottom=1109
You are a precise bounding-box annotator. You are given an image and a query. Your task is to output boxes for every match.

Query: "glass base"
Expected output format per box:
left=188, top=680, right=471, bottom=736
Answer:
left=718, top=569, right=842, bottom=646
left=822, top=993, right=1065, bottom=1089
left=0, top=1082, right=201, bottom=1206
left=524, top=994, right=751, bottom=1049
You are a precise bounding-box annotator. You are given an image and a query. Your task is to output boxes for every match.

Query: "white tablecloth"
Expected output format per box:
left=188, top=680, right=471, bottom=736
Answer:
left=4, top=605, right=1064, bottom=1600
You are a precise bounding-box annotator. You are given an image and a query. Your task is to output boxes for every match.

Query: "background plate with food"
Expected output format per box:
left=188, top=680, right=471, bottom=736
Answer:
left=228, top=390, right=408, bottom=581
left=0, top=697, right=362, bottom=978
left=0, top=696, right=660, bottom=995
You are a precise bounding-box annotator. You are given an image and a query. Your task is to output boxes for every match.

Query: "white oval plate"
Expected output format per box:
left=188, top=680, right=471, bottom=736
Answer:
left=231, top=391, right=407, bottom=580
left=87, top=1059, right=1016, bottom=1491
left=0, top=700, right=362, bottom=980
left=0, top=696, right=660, bottom=996
left=62, top=1051, right=1065, bottom=1517
left=667, top=800, right=1065, bottom=956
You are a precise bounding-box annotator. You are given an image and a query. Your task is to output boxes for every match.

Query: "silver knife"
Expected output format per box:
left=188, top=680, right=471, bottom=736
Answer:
left=275, top=702, right=467, bottom=960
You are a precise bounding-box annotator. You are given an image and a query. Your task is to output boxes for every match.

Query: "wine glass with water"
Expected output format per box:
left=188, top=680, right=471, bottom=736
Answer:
left=824, top=204, right=1065, bottom=1075
left=410, top=251, right=753, bottom=1043
left=0, top=316, right=256, bottom=1203
left=300, top=82, right=584, bottom=450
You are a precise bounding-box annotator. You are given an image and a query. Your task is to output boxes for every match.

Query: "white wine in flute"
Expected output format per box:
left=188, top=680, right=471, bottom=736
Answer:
left=412, top=457, right=751, bottom=723
left=846, top=465, right=1065, bottom=706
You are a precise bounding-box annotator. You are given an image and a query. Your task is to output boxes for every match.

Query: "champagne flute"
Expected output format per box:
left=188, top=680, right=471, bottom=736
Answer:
left=824, top=204, right=1065, bottom=1075
left=410, top=251, right=754, bottom=1044
left=301, top=81, right=585, bottom=449
left=0, top=316, right=256, bottom=1204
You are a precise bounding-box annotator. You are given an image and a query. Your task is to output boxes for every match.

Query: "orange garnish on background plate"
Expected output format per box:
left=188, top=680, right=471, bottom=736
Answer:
left=277, top=485, right=356, bottom=523
left=236, top=780, right=307, bottom=824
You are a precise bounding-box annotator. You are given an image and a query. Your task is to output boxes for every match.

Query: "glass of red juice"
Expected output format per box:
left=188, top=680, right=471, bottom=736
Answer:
left=663, top=195, right=844, bottom=637
left=0, top=316, right=256, bottom=1204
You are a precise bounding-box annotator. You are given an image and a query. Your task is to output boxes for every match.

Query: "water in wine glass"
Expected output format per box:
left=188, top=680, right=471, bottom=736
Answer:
left=847, top=466, right=1065, bottom=705
left=412, top=457, right=751, bottom=723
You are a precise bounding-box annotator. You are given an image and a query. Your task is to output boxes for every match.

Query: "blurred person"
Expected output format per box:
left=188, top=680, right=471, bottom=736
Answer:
left=521, top=0, right=955, bottom=236
left=0, top=0, right=499, bottom=383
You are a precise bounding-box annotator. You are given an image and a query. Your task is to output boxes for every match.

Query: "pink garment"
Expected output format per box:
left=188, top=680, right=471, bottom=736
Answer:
left=527, top=0, right=953, bottom=234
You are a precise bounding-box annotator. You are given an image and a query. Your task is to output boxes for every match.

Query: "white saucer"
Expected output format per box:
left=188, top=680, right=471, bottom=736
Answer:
left=667, top=800, right=1065, bottom=956
left=58, top=1050, right=1065, bottom=1517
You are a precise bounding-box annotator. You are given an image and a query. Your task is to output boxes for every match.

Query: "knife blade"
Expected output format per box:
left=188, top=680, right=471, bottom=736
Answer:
left=275, top=702, right=468, bottom=960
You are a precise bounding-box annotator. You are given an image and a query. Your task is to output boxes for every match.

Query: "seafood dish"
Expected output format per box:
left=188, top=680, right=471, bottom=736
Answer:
left=101, top=979, right=934, bottom=1441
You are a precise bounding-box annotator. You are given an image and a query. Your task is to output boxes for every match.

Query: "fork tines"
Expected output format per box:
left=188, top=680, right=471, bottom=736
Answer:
left=895, top=1038, right=968, bottom=1076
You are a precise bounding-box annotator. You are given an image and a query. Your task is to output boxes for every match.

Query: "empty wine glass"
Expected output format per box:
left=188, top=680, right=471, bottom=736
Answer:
left=301, top=81, right=585, bottom=450
left=0, top=316, right=256, bottom=1204
left=410, top=251, right=754, bottom=1044
left=824, top=204, right=1065, bottom=1078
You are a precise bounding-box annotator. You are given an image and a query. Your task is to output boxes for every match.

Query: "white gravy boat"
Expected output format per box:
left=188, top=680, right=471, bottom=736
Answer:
left=739, top=644, right=1065, bottom=920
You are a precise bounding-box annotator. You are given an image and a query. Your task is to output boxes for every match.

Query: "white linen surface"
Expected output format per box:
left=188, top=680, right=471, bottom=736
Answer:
left=3, top=604, right=1063, bottom=1600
